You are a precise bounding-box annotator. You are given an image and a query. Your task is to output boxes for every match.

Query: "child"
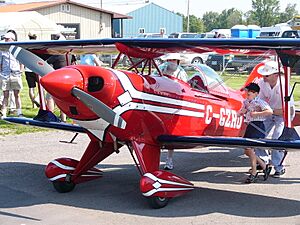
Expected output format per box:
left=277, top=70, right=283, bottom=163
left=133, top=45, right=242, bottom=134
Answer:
left=238, top=83, right=273, bottom=183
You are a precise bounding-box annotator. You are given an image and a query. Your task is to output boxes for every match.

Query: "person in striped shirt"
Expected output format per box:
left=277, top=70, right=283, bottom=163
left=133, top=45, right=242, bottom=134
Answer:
left=238, top=82, right=273, bottom=183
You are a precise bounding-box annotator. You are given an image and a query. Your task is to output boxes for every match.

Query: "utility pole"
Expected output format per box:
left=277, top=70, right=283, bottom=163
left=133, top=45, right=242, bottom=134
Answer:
left=187, top=0, right=190, bottom=32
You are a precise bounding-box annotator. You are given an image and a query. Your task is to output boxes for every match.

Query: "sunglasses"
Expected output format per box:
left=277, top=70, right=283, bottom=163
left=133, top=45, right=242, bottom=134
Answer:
left=264, top=73, right=278, bottom=78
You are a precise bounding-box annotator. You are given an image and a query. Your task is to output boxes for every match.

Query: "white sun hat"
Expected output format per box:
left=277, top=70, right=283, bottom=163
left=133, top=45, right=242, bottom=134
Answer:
left=161, top=53, right=182, bottom=61
left=257, top=60, right=284, bottom=76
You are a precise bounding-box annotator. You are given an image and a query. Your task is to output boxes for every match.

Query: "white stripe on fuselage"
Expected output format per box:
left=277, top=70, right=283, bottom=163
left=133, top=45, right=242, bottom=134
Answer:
left=76, top=69, right=206, bottom=140
left=108, top=68, right=205, bottom=111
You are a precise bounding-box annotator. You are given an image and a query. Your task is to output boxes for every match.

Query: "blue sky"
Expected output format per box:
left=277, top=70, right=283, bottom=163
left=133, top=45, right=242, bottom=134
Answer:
left=12, top=0, right=300, bottom=17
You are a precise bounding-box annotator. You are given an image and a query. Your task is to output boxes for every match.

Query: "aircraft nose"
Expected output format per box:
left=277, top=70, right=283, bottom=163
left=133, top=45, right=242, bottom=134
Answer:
left=40, top=67, right=84, bottom=101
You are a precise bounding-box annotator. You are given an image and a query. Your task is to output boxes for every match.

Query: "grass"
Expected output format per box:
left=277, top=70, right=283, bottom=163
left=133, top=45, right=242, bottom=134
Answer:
left=1, top=71, right=299, bottom=136
left=0, top=75, right=50, bottom=135
left=221, top=72, right=300, bottom=101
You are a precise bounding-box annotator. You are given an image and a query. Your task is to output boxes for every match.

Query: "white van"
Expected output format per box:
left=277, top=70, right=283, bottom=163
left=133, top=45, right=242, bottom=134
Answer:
left=257, top=25, right=292, bottom=38
left=0, top=11, right=60, bottom=41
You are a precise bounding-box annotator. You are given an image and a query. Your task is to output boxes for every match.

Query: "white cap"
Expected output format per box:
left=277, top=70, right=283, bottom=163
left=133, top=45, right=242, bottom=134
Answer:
left=257, top=60, right=284, bottom=76
left=4, top=32, right=16, bottom=40
left=161, top=53, right=182, bottom=61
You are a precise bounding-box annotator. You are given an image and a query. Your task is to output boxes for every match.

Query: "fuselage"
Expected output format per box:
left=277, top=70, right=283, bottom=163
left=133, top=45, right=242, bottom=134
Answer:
left=40, top=65, right=245, bottom=145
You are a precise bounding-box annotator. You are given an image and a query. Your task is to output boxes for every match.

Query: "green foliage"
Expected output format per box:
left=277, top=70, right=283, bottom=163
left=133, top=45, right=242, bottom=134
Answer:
left=202, top=11, right=220, bottom=32
left=0, top=75, right=48, bottom=135
left=250, top=0, right=281, bottom=26
left=184, top=1, right=298, bottom=32
left=279, top=3, right=299, bottom=23
left=218, top=8, right=243, bottom=29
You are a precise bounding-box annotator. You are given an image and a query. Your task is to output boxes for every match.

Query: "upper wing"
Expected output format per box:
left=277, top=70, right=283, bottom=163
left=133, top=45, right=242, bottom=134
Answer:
left=0, top=38, right=299, bottom=57
left=158, top=127, right=300, bottom=152
left=3, top=117, right=86, bottom=133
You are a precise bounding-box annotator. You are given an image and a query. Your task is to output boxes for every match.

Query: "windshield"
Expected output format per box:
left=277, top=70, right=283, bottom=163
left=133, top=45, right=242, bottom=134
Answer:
left=198, top=65, right=228, bottom=94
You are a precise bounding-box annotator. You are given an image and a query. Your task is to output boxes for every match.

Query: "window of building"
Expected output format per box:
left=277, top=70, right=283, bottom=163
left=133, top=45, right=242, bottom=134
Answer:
left=61, top=4, right=71, bottom=12
left=160, top=28, right=166, bottom=35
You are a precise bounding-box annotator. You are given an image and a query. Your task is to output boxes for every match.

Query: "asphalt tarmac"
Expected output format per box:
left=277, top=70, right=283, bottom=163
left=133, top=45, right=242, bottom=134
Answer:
left=0, top=130, right=299, bottom=225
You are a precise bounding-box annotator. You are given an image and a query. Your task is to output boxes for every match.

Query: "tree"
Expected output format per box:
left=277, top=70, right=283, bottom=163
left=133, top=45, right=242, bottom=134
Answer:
left=202, top=11, right=219, bottom=32
left=279, top=3, right=299, bottom=23
left=188, top=15, right=204, bottom=33
left=178, top=12, right=204, bottom=33
left=250, top=0, right=280, bottom=26
left=244, top=10, right=257, bottom=25
left=218, top=8, right=243, bottom=29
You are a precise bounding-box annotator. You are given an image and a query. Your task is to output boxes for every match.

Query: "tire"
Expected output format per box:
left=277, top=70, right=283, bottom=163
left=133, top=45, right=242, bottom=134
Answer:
left=191, top=57, right=203, bottom=64
left=147, top=196, right=170, bottom=209
left=52, top=181, right=76, bottom=193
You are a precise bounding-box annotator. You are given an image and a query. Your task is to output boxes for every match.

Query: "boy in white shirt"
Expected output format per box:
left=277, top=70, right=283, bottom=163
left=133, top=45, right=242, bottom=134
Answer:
left=239, top=83, right=273, bottom=183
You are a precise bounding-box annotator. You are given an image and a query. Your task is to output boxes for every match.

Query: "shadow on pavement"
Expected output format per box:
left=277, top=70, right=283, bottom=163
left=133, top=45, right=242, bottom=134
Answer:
left=0, top=160, right=299, bottom=218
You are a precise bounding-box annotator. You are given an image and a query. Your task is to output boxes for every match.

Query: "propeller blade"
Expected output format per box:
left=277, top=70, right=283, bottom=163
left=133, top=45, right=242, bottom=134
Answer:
left=71, top=87, right=126, bottom=129
left=9, top=45, right=54, bottom=77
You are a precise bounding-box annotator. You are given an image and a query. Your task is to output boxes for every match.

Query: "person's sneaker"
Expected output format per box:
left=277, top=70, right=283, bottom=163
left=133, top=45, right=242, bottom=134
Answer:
left=245, top=173, right=258, bottom=184
left=248, top=164, right=264, bottom=174
left=273, top=168, right=285, bottom=178
left=164, top=159, right=173, bottom=170
left=263, top=165, right=272, bottom=181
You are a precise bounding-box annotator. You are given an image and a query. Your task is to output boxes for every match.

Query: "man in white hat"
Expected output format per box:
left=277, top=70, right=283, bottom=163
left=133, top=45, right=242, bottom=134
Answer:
left=159, top=53, right=188, bottom=170
left=257, top=60, right=295, bottom=178
left=160, top=53, right=188, bottom=82
left=0, top=32, right=23, bottom=118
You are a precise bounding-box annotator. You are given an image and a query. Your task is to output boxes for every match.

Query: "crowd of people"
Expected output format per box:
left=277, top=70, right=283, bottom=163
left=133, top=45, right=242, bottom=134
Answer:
left=0, top=34, right=295, bottom=184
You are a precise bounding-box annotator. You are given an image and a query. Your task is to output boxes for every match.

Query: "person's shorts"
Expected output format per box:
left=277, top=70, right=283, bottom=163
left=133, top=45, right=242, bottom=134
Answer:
left=1, top=76, right=23, bottom=91
left=243, top=121, right=266, bottom=139
left=25, top=72, right=38, bottom=88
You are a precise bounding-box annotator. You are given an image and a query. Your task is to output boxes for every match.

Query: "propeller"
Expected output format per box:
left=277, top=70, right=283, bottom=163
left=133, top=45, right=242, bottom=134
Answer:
left=9, top=45, right=54, bottom=77
left=71, top=87, right=127, bottom=129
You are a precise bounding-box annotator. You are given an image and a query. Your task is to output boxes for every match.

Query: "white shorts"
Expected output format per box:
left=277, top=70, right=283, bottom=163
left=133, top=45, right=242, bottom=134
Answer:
left=1, top=76, right=23, bottom=91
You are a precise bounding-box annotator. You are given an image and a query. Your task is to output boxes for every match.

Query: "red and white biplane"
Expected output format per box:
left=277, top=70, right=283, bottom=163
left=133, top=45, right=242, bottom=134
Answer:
left=1, top=38, right=300, bottom=208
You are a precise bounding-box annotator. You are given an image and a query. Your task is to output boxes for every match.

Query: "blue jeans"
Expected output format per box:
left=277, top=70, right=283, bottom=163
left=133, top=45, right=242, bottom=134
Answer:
left=264, top=115, right=285, bottom=172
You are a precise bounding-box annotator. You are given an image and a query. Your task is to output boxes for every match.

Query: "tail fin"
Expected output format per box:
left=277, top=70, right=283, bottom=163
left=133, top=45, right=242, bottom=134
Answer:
left=240, top=61, right=264, bottom=91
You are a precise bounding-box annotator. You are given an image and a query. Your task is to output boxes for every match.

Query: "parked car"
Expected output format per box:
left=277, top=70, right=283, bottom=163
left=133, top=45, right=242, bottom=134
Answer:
left=281, top=30, right=300, bottom=38
left=137, top=33, right=168, bottom=38
left=168, top=32, right=197, bottom=38
left=195, top=32, right=215, bottom=38
left=205, top=54, right=233, bottom=71
left=181, top=52, right=210, bottom=65
left=227, top=55, right=269, bottom=73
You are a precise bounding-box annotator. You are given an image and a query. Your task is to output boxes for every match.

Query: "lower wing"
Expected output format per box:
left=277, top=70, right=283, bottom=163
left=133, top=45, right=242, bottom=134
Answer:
left=158, top=127, right=300, bottom=152
left=3, top=117, right=86, bottom=133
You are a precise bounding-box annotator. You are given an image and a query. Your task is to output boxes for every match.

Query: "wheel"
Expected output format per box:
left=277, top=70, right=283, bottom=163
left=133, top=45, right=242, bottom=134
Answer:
left=52, top=181, right=76, bottom=193
left=147, top=196, right=170, bottom=209
left=191, top=57, right=203, bottom=64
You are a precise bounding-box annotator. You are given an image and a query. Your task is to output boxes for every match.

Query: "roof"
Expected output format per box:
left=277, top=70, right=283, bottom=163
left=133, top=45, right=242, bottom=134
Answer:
left=102, top=2, right=179, bottom=16
left=102, top=2, right=150, bottom=15
left=0, top=0, right=131, bottom=19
